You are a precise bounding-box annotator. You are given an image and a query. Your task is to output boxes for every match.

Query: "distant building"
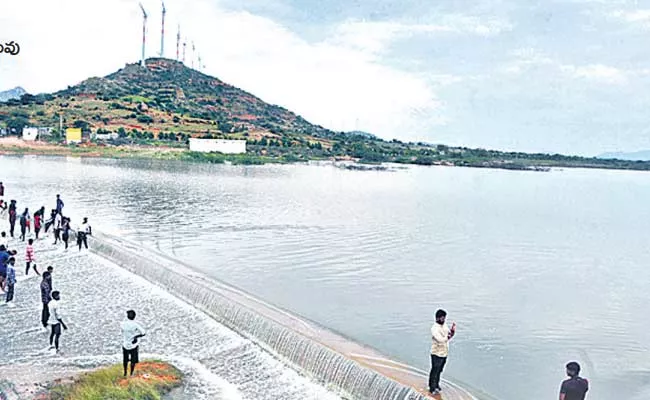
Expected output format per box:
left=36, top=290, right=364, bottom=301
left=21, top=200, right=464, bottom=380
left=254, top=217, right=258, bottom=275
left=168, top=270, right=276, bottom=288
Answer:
left=22, top=127, right=39, bottom=141
left=189, top=138, right=246, bottom=154
left=65, top=128, right=82, bottom=144
left=94, top=131, right=118, bottom=141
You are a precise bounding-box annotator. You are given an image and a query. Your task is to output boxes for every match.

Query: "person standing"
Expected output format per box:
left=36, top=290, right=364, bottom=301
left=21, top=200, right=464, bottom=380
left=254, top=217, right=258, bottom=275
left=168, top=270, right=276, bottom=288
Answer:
left=0, top=182, right=5, bottom=211
left=428, top=309, right=456, bottom=395
left=19, top=208, right=29, bottom=241
left=61, top=217, right=71, bottom=250
left=4, top=257, right=16, bottom=308
left=0, top=245, right=10, bottom=291
left=25, top=238, right=40, bottom=276
left=40, top=271, right=52, bottom=331
left=34, top=207, right=44, bottom=239
left=47, top=291, right=68, bottom=354
left=55, top=195, right=64, bottom=214
left=52, top=212, right=62, bottom=244
left=560, top=362, right=589, bottom=400
left=45, top=209, right=56, bottom=233
left=77, top=217, right=91, bottom=251
left=8, top=200, right=17, bottom=238
left=121, top=310, right=146, bottom=377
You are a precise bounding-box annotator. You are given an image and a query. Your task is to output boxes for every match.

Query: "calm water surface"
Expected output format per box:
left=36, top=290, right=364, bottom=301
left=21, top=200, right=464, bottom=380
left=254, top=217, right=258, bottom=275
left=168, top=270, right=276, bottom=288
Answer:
left=3, top=155, right=650, bottom=400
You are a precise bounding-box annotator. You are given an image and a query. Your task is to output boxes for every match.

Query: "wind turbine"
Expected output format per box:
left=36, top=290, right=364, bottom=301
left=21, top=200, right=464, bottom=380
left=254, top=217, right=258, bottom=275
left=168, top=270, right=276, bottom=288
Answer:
left=138, top=2, right=147, bottom=66
left=160, top=0, right=166, bottom=57
left=182, top=37, right=187, bottom=63
left=176, top=25, right=180, bottom=61
left=191, top=41, right=195, bottom=69
left=198, top=54, right=201, bottom=71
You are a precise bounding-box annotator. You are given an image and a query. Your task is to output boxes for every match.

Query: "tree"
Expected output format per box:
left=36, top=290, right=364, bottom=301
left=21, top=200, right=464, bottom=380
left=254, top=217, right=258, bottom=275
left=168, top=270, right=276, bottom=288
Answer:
left=6, top=115, right=29, bottom=134
left=117, top=127, right=127, bottom=138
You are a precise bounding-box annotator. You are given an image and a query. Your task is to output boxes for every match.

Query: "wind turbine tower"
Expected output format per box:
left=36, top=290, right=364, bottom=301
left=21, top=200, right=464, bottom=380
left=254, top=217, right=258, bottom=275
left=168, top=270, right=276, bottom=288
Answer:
left=191, top=41, right=195, bottom=69
left=198, top=54, right=202, bottom=72
left=160, top=1, right=166, bottom=57
left=176, top=25, right=180, bottom=61
left=138, top=3, right=148, bottom=67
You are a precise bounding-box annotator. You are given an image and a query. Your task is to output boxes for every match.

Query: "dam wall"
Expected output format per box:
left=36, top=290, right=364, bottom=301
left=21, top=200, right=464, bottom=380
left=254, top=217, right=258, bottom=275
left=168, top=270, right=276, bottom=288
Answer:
left=87, top=231, right=477, bottom=400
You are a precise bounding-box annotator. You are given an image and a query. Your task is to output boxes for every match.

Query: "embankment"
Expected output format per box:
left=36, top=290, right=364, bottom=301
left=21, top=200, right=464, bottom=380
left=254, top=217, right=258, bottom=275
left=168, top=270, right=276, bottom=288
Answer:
left=87, top=231, right=480, bottom=400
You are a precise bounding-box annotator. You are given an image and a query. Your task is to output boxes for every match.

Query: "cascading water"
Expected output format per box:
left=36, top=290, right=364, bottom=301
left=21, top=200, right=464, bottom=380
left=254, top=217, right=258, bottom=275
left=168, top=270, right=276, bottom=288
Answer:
left=88, top=231, right=436, bottom=400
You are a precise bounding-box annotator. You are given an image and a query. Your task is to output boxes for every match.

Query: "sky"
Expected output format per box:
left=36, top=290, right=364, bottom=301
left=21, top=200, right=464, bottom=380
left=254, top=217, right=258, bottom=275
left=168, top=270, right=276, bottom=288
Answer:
left=2, top=0, right=650, bottom=156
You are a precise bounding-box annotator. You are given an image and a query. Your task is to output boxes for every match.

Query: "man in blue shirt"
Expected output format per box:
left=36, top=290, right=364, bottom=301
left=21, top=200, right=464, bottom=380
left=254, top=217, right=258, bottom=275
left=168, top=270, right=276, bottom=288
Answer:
left=55, top=195, right=64, bottom=214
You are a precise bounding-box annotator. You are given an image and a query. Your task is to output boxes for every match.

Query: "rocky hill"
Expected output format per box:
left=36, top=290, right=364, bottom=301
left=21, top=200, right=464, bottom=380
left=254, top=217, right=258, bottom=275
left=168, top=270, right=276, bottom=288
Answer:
left=0, top=86, right=26, bottom=102
left=0, top=58, right=331, bottom=141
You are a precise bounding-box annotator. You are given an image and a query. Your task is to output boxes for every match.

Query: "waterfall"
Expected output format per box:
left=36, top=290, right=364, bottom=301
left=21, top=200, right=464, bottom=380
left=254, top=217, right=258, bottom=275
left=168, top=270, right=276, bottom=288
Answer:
left=86, top=231, right=457, bottom=400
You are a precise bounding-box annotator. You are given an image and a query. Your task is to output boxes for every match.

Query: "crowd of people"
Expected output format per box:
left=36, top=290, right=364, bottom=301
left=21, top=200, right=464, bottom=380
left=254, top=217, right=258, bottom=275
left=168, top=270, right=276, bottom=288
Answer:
left=0, top=183, right=147, bottom=378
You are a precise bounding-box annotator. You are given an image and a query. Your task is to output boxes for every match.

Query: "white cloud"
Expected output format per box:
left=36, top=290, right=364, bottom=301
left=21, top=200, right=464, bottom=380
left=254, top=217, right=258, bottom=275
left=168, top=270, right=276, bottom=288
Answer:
left=500, top=48, right=628, bottom=85
left=561, top=64, right=628, bottom=84
left=0, top=0, right=451, bottom=138
left=611, top=9, right=650, bottom=24
left=329, top=15, right=513, bottom=57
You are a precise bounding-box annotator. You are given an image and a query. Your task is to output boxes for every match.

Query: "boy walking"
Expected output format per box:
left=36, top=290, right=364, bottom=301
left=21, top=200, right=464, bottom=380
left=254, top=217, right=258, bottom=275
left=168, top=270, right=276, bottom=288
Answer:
left=121, top=310, right=146, bottom=377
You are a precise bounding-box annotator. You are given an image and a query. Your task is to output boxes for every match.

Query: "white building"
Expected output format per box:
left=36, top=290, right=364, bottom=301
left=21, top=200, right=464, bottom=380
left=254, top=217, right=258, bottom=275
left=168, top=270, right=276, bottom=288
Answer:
left=93, top=132, right=118, bottom=141
left=22, top=127, right=39, bottom=141
left=189, top=138, right=246, bottom=154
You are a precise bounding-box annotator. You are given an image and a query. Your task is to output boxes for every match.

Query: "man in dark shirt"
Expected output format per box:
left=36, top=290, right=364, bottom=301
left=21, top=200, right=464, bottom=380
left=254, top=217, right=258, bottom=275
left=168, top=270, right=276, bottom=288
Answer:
left=560, top=361, right=589, bottom=400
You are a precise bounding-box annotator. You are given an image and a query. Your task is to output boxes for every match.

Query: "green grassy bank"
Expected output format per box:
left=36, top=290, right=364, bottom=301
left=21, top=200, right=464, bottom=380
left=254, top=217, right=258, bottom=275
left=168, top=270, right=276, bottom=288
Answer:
left=42, top=361, right=182, bottom=400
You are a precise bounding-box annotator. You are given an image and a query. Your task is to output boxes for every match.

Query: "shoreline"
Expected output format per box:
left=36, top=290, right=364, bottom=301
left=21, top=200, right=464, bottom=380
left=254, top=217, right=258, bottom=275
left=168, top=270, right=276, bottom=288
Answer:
left=1, top=138, right=649, bottom=172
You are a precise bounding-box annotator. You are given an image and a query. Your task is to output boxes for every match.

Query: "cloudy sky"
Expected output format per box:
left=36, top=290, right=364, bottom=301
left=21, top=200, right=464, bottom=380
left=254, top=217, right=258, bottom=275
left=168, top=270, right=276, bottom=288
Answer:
left=2, top=0, right=650, bottom=155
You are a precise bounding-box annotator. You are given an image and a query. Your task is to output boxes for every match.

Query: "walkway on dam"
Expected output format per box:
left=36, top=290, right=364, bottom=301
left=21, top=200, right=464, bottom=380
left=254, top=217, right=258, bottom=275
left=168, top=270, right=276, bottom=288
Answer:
left=0, top=234, right=342, bottom=400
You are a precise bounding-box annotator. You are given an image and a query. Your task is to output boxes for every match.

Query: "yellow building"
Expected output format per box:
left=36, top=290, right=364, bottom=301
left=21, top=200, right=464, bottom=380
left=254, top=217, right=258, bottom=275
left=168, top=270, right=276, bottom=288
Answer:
left=65, top=128, right=82, bottom=144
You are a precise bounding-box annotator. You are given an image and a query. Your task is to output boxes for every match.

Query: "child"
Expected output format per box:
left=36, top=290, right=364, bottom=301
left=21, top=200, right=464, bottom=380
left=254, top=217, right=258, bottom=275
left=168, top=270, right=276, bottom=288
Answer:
left=4, top=257, right=16, bottom=308
left=25, top=239, right=40, bottom=276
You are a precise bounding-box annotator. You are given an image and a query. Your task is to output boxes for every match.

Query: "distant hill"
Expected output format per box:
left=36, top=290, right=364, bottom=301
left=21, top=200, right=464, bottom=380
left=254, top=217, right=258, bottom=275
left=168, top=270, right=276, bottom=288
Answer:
left=2, top=59, right=650, bottom=171
left=47, top=58, right=333, bottom=138
left=598, top=150, right=650, bottom=161
left=0, top=86, right=26, bottom=102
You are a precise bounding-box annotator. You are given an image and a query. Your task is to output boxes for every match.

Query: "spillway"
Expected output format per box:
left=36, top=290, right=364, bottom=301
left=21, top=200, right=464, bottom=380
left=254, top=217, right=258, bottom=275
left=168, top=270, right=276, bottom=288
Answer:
left=88, top=231, right=478, bottom=400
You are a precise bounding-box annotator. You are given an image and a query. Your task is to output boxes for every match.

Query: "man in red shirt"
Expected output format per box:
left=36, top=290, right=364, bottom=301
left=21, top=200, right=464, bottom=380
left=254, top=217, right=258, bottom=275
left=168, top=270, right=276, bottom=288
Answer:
left=560, top=361, right=589, bottom=400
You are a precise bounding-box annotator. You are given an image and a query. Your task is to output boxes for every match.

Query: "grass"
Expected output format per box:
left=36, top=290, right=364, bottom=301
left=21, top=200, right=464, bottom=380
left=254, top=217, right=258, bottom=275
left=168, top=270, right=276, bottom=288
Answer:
left=45, top=361, right=182, bottom=400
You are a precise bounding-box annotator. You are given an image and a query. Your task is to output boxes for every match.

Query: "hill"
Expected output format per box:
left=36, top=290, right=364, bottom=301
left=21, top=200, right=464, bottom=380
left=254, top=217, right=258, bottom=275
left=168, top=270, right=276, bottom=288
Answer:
left=0, top=86, right=26, bottom=102
left=1, top=59, right=650, bottom=171
left=598, top=150, right=650, bottom=161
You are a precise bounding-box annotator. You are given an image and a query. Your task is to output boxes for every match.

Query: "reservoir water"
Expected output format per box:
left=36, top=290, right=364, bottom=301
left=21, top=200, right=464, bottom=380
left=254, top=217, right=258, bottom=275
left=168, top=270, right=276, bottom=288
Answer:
left=3, top=155, right=650, bottom=400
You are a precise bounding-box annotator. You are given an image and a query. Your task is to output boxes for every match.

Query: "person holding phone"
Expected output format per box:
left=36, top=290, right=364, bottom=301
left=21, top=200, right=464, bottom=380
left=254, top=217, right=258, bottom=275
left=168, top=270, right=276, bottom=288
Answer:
left=429, top=309, right=456, bottom=395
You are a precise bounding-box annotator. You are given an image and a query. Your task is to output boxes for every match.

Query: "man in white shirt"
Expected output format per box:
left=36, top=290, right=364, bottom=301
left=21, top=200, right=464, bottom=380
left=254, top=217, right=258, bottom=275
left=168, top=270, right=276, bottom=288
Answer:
left=77, top=217, right=91, bottom=251
left=429, top=309, right=456, bottom=395
left=121, top=310, right=146, bottom=377
left=47, top=291, right=68, bottom=354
